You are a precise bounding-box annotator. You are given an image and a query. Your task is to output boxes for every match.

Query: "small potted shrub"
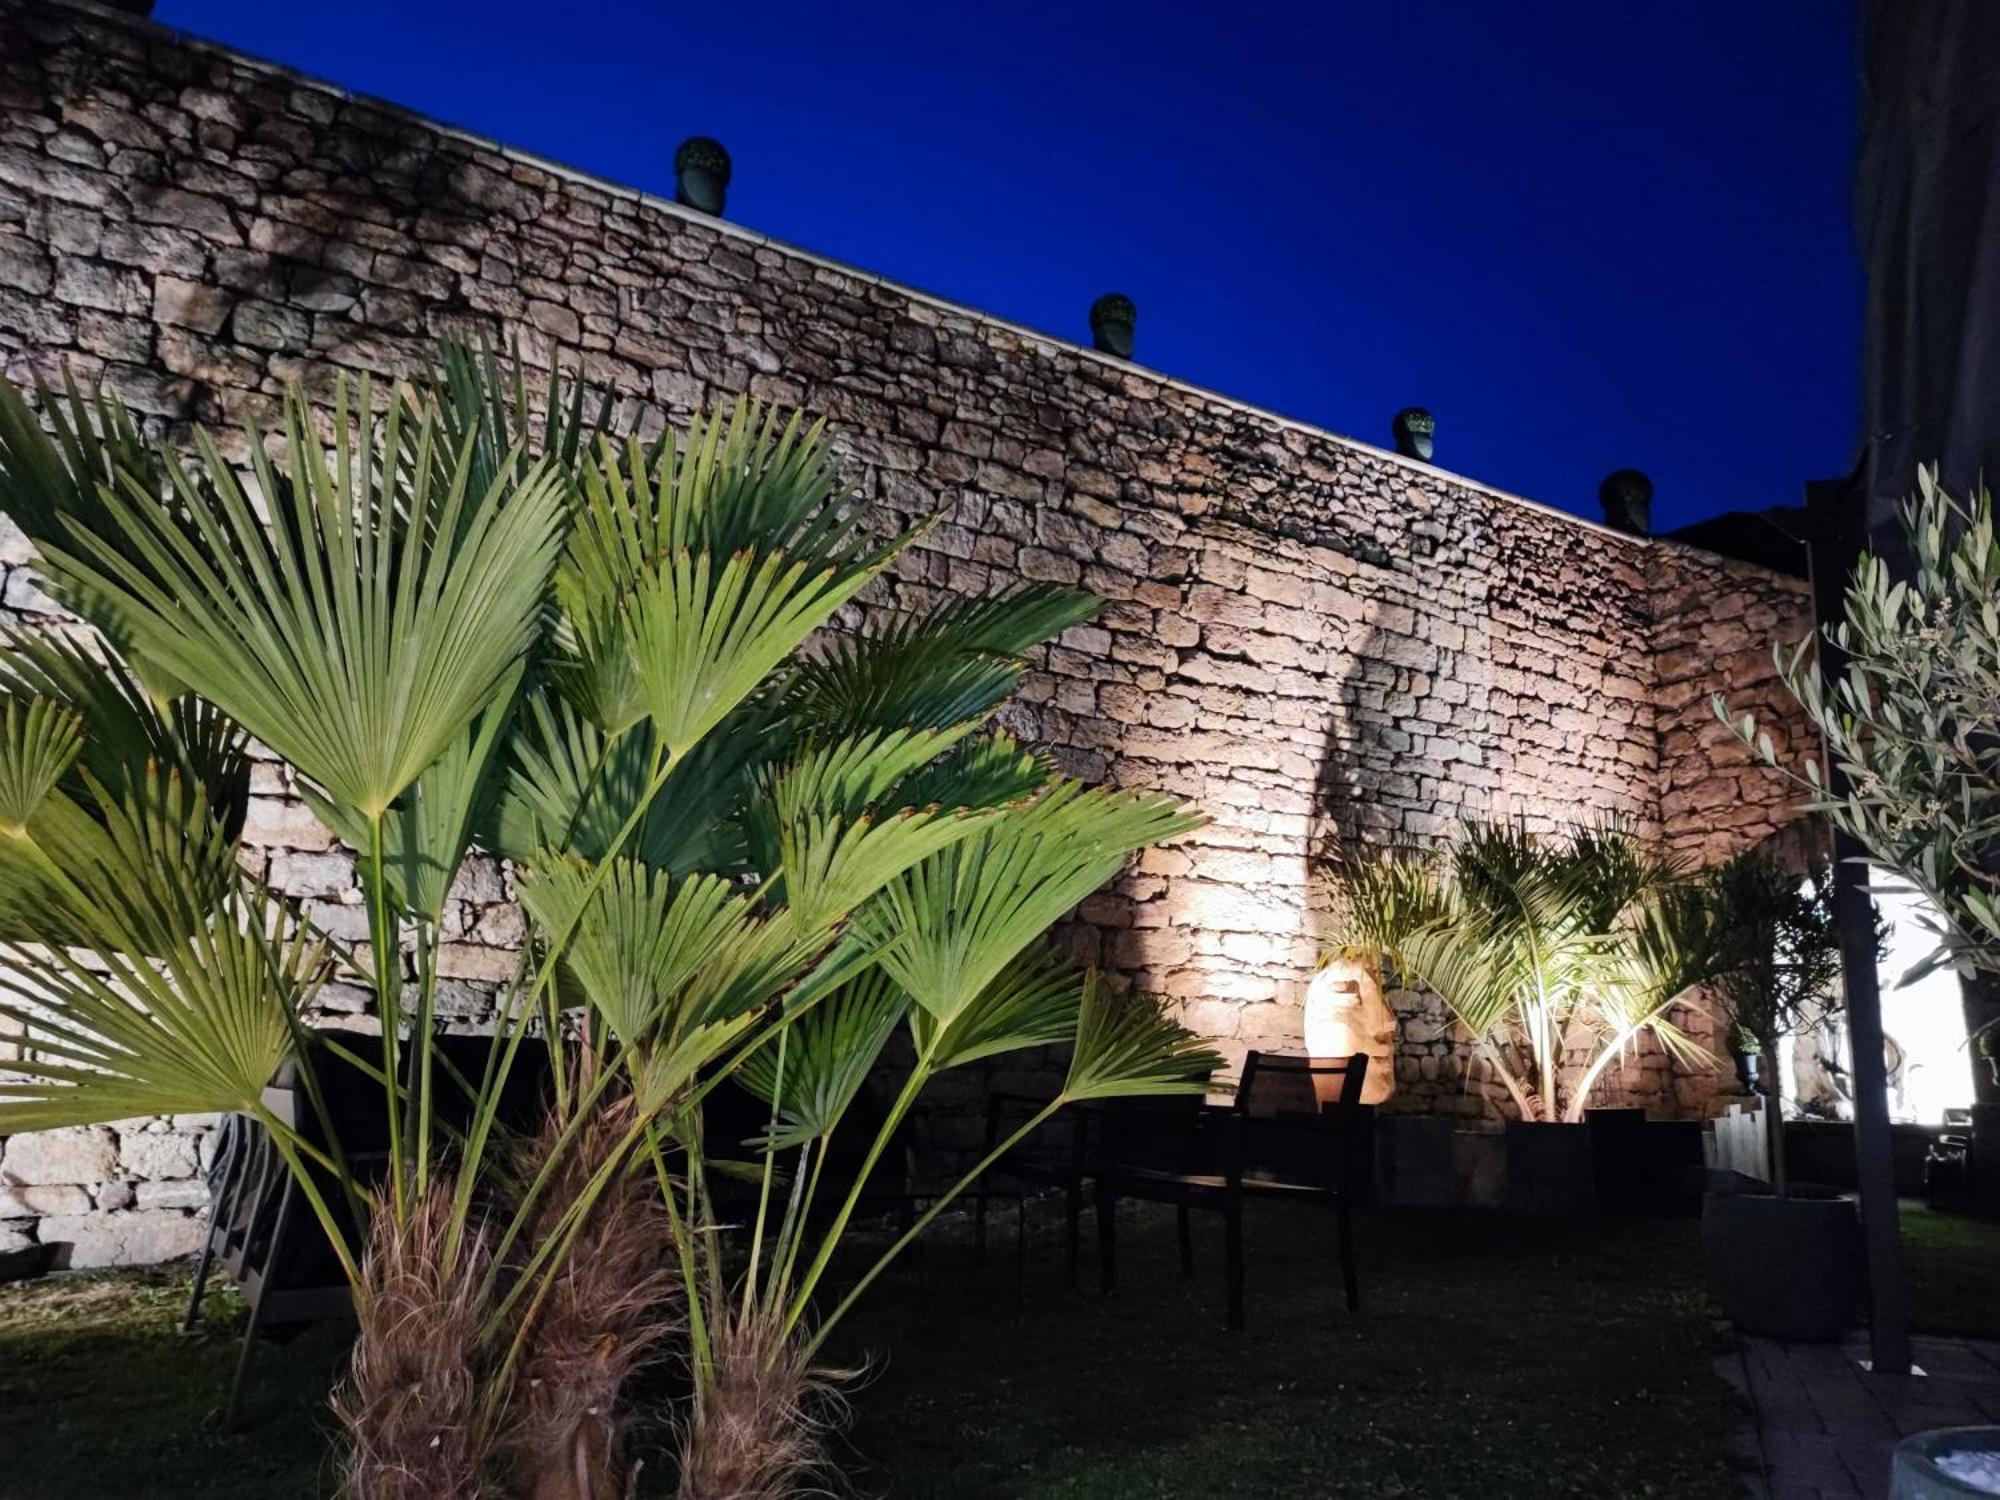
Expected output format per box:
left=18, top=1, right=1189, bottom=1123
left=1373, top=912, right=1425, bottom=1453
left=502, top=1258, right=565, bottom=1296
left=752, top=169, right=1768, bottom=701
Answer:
left=1727, top=1023, right=1763, bottom=1093
left=1697, top=844, right=1875, bottom=1340
left=1327, top=820, right=1713, bottom=1216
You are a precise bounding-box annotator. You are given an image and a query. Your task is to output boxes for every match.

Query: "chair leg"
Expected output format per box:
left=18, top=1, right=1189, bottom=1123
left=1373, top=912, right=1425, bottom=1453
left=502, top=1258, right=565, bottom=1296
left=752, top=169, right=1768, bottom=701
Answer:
left=1177, top=1205, right=1195, bottom=1276
left=226, top=1175, right=296, bottom=1430
left=181, top=1222, right=222, bottom=1335
left=1224, top=1198, right=1244, bottom=1332
left=1336, top=1198, right=1359, bottom=1314
left=1095, top=1176, right=1117, bottom=1295
left=182, top=1123, right=240, bottom=1334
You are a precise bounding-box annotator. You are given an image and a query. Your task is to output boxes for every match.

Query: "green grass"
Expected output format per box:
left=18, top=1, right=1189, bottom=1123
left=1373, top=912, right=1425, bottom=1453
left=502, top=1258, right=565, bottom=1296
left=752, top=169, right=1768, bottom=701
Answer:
left=6, top=1200, right=1989, bottom=1499
left=1902, top=1203, right=2000, bottom=1341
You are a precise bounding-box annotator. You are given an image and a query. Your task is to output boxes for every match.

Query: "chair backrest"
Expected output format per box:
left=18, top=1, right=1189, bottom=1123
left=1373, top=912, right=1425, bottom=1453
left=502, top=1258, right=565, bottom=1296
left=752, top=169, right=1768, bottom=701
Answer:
left=1235, top=1051, right=1369, bottom=1119
left=1231, top=1052, right=1371, bottom=1192
left=1102, top=1091, right=1210, bottom=1174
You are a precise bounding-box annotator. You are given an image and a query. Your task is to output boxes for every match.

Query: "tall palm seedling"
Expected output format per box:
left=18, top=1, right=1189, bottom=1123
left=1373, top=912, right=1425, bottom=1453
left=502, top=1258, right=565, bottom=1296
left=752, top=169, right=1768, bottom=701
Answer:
left=0, top=347, right=1215, bottom=1499
left=1699, top=849, right=1848, bottom=1191
left=1326, top=820, right=1714, bottom=1123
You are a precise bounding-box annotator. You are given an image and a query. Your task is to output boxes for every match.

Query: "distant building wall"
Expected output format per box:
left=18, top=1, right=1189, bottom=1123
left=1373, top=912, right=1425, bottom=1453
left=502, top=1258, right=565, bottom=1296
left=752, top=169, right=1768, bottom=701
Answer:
left=0, top=0, right=1815, bottom=1265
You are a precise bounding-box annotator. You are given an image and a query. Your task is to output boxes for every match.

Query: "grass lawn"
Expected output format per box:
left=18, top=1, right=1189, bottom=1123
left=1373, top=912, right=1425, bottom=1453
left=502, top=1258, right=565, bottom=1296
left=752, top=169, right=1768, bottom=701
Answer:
left=3, top=1200, right=1992, bottom=1499
left=1902, top=1204, right=2000, bottom=1341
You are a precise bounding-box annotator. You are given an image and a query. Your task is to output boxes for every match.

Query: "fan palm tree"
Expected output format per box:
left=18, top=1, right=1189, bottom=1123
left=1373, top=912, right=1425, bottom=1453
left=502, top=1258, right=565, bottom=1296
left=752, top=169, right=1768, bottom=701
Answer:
left=1326, top=819, right=1715, bottom=1123
left=0, top=346, right=1214, bottom=1500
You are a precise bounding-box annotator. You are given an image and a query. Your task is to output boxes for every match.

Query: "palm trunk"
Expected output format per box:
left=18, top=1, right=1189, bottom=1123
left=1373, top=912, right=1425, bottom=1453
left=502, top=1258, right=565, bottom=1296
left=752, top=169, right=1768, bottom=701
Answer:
left=335, top=1181, right=496, bottom=1500
left=507, top=1104, right=682, bottom=1500
left=676, top=1298, right=834, bottom=1500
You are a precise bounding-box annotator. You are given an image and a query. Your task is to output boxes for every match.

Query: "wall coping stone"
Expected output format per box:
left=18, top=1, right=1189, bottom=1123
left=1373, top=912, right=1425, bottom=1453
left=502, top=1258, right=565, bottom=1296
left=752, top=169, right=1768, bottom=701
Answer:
left=30, top=0, right=1775, bottom=577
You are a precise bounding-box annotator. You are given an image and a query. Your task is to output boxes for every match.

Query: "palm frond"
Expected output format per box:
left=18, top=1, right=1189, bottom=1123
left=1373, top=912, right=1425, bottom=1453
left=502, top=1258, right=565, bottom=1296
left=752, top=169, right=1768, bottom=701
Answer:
left=0, top=371, right=177, bottom=690
left=516, top=854, right=753, bottom=1046
left=0, top=627, right=251, bottom=842
left=737, top=969, right=909, bottom=1149
left=0, top=695, right=82, bottom=832
left=306, top=666, right=522, bottom=922
left=909, top=943, right=1081, bottom=1070
left=860, top=779, right=1202, bottom=1030
left=1062, top=972, right=1219, bottom=1102
left=785, top=583, right=1098, bottom=736
left=36, top=380, right=565, bottom=820
left=0, top=776, right=323, bottom=1131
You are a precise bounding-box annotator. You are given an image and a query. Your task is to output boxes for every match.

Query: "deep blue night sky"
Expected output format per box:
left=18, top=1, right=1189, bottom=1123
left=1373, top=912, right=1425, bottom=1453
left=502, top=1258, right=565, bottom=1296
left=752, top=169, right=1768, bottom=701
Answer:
left=155, top=1, right=1861, bottom=532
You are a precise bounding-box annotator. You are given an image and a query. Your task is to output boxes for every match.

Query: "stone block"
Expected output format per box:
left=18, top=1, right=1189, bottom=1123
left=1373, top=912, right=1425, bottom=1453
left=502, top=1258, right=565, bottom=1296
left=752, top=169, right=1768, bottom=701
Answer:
left=37, top=1210, right=205, bottom=1269
left=136, top=1179, right=209, bottom=1211
left=119, top=1131, right=197, bottom=1180
left=151, top=275, right=233, bottom=333
left=1, top=1126, right=117, bottom=1185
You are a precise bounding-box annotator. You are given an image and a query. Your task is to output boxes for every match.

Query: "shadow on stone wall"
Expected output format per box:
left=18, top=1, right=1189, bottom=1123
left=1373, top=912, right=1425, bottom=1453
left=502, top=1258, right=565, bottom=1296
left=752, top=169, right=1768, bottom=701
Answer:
left=1306, top=580, right=1511, bottom=1124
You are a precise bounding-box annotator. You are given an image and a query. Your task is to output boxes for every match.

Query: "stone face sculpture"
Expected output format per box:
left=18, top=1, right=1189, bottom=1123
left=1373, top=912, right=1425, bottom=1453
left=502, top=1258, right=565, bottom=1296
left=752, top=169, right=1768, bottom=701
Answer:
left=674, top=136, right=732, bottom=217
left=1089, top=293, right=1136, bottom=358
left=1303, top=957, right=1398, bottom=1106
left=1599, top=469, right=1654, bottom=535
left=1392, top=406, right=1435, bottom=462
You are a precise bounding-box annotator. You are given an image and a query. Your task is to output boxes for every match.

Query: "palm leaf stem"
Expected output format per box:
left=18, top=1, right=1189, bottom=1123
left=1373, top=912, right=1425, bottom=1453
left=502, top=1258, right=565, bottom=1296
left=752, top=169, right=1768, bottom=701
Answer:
left=648, top=1126, right=712, bottom=1378
left=410, top=922, right=438, bottom=1197
left=767, top=1138, right=820, bottom=1307
left=778, top=1051, right=934, bottom=1346
left=444, top=743, right=680, bottom=1265
left=741, top=1022, right=787, bottom=1325
left=364, top=812, right=408, bottom=1220
left=802, top=1099, right=1061, bottom=1361
left=256, top=1102, right=362, bottom=1286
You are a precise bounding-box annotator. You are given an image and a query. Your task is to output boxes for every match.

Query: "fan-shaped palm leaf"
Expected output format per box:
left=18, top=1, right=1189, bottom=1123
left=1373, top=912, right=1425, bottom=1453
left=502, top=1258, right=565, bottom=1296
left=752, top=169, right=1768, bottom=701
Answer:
left=785, top=584, right=1097, bottom=736
left=737, top=969, right=909, bottom=1149
left=859, top=779, right=1203, bottom=1029
left=0, top=774, right=324, bottom=1131
left=492, top=693, right=780, bottom=878
left=517, top=854, right=752, bottom=1046
left=1062, top=972, right=1220, bottom=1102
left=909, top=943, right=1081, bottom=1070
left=0, top=695, right=82, bottom=834
left=0, top=628, right=251, bottom=843
left=305, top=666, right=522, bottom=922
left=0, top=372, right=177, bottom=691
left=35, top=380, right=565, bottom=820
left=425, top=341, right=619, bottom=504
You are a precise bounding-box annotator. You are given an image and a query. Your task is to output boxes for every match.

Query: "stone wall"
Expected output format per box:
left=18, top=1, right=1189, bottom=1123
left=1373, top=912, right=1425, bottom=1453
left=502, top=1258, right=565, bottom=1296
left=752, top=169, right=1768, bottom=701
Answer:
left=0, top=0, right=1816, bottom=1265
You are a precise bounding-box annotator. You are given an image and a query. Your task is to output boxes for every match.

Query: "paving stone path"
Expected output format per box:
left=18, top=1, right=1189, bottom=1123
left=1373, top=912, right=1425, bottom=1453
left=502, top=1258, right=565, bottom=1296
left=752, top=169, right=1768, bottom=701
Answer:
left=1723, top=1332, right=2000, bottom=1498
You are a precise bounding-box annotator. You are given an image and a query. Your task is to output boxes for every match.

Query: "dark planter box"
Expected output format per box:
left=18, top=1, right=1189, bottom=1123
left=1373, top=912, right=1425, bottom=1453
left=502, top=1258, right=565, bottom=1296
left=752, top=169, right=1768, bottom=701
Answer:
left=1782, top=1119, right=1944, bottom=1195
left=1505, top=1120, right=1595, bottom=1217
left=1588, top=1109, right=1705, bottom=1216
left=1374, top=1114, right=1458, bottom=1207
left=1701, top=1189, right=1862, bottom=1340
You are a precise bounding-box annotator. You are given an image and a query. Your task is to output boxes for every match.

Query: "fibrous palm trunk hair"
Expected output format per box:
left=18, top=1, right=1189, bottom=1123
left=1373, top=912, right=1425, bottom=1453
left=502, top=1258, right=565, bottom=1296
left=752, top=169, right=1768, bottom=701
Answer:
left=508, top=1102, right=683, bottom=1500
left=335, top=1179, right=497, bottom=1500
left=675, top=1297, right=842, bottom=1500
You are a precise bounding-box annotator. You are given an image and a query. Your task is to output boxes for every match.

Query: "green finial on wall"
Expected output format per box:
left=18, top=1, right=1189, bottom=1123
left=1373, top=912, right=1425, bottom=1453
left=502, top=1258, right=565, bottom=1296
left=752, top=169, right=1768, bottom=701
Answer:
left=674, top=136, right=732, bottom=217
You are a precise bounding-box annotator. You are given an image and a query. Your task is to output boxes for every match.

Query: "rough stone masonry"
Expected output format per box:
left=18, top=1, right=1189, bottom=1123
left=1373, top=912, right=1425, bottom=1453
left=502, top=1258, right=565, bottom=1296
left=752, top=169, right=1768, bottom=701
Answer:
left=0, top=0, right=1817, bottom=1266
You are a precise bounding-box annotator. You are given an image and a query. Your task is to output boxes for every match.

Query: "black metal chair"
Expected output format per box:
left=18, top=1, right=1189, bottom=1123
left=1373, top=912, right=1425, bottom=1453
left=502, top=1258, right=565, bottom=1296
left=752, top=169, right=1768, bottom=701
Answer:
left=1095, top=1051, right=1370, bottom=1330
left=975, top=1091, right=1101, bottom=1281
